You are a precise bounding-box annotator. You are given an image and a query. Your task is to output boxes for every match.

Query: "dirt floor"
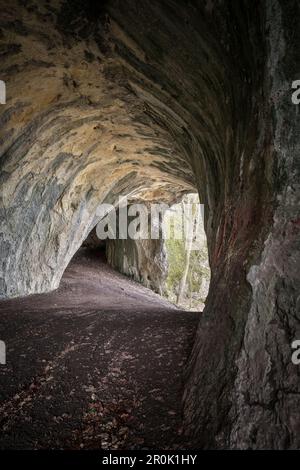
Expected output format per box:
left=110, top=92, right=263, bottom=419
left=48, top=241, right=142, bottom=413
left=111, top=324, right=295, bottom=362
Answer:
left=0, top=249, right=199, bottom=450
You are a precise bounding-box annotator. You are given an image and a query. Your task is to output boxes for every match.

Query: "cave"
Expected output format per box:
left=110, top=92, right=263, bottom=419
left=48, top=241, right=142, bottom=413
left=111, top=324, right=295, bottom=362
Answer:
left=0, top=0, right=299, bottom=452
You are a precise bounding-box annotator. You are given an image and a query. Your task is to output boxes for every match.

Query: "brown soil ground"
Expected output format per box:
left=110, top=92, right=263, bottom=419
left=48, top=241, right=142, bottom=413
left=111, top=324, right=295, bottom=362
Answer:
left=0, top=249, right=199, bottom=450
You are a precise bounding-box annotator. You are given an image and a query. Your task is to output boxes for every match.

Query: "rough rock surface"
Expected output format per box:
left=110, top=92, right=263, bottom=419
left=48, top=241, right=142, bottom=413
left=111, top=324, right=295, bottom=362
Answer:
left=0, top=0, right=299, bottom=448
left=107, top=237, right=167, bottom=295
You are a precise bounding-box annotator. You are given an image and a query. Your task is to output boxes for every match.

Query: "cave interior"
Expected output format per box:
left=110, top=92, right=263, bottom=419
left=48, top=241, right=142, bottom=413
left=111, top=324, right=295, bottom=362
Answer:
left=0, top=0, right=299, bottom=450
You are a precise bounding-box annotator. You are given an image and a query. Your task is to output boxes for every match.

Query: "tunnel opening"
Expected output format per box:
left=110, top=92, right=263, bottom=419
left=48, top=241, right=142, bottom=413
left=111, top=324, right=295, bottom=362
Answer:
left=163, top=193, right=210, bottom=311
left=0, top=0, right=299, bottom=451
left=77, top=191, right=210, bottom=312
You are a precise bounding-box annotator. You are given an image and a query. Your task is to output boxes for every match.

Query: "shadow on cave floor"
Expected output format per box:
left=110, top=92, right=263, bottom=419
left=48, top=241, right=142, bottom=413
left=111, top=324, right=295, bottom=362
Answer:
left=0, top=248, right=199, bottom=449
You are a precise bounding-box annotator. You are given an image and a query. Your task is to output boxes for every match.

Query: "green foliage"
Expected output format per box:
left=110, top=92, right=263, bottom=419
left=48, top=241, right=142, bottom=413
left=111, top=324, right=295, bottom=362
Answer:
left=163, top=195, right=210, bottom=310
left=165, top=237, right=186, bottom=293
left=165, top=238, right=209, bottom=299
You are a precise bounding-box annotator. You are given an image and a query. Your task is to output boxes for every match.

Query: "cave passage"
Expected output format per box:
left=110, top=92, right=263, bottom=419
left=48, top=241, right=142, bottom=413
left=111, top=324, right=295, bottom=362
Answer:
left=0, top=0, right=299, bottom=450
left=82, top=191, right=210, bottom=312
left=0, top=248, right=198, bottom=449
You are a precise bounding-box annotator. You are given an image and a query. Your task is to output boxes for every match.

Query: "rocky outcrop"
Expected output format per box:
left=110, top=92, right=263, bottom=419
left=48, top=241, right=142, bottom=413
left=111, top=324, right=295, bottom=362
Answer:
left=107, top=237, right=167, bottom=295
left=105, top=204, right=168, bottom=294
left=0, top=0, right=299, bottom=449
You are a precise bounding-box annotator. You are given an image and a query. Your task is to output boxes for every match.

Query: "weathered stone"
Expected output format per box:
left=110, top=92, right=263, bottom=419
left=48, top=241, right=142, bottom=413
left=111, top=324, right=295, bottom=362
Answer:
left=107, top=237, right=167, bottom=295
left=0, top=0, right=299, bottom=449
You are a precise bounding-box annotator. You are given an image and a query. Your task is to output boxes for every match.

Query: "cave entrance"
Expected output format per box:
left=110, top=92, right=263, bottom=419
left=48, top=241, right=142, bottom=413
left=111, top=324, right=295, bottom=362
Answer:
left=80, top=193, right=210, bottom=312
left=162, top=193, right=210, bottom=311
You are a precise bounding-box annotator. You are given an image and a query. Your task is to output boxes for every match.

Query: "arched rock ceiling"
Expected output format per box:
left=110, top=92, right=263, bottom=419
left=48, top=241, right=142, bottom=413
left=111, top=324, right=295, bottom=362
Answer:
left=0, top=0, right=300, bottom=449
left=0, top=0, right=267, bottom=297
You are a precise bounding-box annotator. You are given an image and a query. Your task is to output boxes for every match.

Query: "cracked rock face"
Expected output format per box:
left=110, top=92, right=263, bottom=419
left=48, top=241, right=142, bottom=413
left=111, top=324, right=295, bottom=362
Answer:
left=0, top=0, right=299, bottom=449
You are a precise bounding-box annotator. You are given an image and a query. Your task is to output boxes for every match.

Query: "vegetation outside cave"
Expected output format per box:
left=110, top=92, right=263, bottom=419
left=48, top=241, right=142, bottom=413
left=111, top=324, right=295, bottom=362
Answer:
left=162, top=194, right=210, bottom=312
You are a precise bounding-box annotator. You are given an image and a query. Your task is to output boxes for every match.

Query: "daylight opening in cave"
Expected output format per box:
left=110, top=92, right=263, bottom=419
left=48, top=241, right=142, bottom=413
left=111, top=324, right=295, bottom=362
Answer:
left=0, top=0, right=299, bottom=454
left=163, top=194, right=210, bottom=311
left=80, top=192, right=210, bottom=311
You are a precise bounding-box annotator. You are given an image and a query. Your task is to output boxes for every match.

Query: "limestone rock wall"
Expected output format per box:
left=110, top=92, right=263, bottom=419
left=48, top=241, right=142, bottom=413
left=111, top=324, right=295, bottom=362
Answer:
left=183, top=0, right=300, bottom=449
left=107, top=237, right=167, bottom=295
left=228, top=1, right=300, bottom=448
left=0, top=0, right=195, bottom=298
left=0, top=0, right=299, bottom=448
